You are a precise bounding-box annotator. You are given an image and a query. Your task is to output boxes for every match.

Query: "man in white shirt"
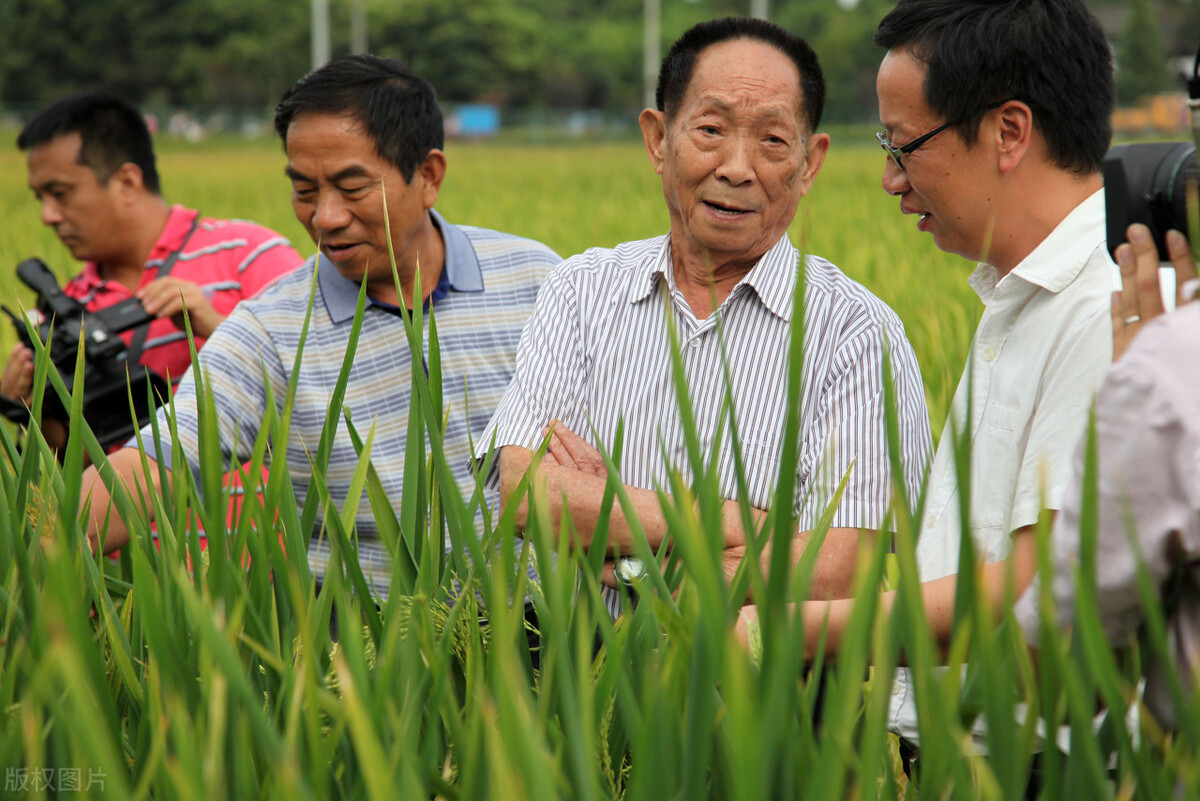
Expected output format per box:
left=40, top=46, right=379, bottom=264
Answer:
left=875, top=0, right=1116, bottom=754
left=735, top=0, right=1118, bottom=764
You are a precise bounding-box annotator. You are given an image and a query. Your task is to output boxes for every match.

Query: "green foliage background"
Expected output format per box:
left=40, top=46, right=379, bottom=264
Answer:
left=0, top=1, right=1190, bottom=119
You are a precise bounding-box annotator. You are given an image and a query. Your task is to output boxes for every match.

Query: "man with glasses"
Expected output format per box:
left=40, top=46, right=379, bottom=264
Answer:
left=735, top=0, right=1117, bottom=782
left=875, top=0, right=1115, bottom=773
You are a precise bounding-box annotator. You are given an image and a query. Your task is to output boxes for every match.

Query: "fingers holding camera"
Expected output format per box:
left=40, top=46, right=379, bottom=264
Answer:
left=1, top=343, right=35, bottom=403
left=136, top=277, right=226, bottom=339
left=1112, top=225, right=1199, bottom=361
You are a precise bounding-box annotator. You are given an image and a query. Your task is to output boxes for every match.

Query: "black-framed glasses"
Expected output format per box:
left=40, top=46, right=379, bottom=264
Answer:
left=876, top=100, right=1011, bottom=171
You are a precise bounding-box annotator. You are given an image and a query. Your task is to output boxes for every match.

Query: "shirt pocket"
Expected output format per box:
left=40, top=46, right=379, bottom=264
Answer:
left=970, top=400, right=1023, bottom=531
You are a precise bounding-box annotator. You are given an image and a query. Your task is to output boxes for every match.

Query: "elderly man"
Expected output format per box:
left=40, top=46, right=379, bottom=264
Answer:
left=483, top=17, right=931, bottom=614
left=1, top=92, right=302, bottom=444
left=77, top=55, right=560, bottom=597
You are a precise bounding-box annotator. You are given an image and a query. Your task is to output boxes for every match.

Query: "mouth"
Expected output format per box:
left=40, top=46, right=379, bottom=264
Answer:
left=323, top=242, right=363, bottom=260
left=703, top=200, right=752, bottom=217
left=900, top=204, right=932, bottom=229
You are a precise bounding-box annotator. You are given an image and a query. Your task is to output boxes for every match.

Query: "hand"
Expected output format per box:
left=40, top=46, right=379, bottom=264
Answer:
left=1, top=343, right=34, bottom=403
left=1112, top=224, right=1198, bottom=361
left=542, top=419, right=607, bottom=478
left=136, top=277, right=226, bottom=339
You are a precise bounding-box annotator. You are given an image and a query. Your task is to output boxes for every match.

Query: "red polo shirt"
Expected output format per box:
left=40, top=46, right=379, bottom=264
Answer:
left=62, top=205, right=303, bottom=387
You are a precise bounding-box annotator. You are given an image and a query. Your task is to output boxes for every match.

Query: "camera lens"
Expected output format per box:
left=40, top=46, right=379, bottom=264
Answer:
left=1104, top=141, right=1197, bottom=262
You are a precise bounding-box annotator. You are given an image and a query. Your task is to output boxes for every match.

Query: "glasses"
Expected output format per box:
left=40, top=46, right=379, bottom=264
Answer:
left=876, top=101, right=1011, bottom=171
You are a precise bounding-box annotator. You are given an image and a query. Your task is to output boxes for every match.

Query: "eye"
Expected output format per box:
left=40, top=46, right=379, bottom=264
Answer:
left=291, top=184, right=316, bottom=200
left=765, top=134, right=787, bottom=146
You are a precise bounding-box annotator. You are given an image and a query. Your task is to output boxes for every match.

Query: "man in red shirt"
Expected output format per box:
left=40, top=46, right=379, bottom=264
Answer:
left=1, top=92, right=302, bottom=443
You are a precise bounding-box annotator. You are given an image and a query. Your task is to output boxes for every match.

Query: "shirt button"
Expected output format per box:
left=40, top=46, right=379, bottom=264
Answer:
left=926, top=515, right=937, bottom=529
left=982, top=345, right=997, bottom=362
left=891, top=681, right=902, bottom=696
left=689, top=338, right=700, bottom=349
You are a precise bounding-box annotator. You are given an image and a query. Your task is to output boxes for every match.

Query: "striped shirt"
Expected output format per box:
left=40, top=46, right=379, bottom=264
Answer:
left=64, top=205, right=302, bottom=387
left=148, top=211, right=560, bottom=597
left=480, top=233, right=932, bottom=609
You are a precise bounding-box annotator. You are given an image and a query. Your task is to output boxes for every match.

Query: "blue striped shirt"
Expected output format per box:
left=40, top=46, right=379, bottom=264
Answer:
left=148, top=211, right=559, bottom=596
left=480, top=233, right=931, bottom=612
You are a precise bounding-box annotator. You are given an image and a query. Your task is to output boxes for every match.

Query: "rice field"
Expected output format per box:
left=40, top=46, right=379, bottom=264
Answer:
left=3, top=135, right=1189, bottom=800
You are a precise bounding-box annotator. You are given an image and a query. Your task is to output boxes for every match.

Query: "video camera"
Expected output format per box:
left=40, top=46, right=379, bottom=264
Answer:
left=0, top=258, right=169, bottom=451
left=1103, top=45, right=1200, bottom=262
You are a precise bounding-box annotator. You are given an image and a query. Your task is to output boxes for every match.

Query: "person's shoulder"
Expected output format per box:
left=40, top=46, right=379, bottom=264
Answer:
left=553, top=236, right=666, bottom=280
left=196, top=213, right=292, bottom=245
left=455, top=223, right=561, bottom=269
left=238, top=254, right=317, bottom=304
left=801, top=253, right=907, bottom=330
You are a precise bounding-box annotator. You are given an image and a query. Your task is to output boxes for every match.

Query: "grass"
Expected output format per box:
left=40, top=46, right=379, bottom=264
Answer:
left=1, top=136, right=1190, bottom=800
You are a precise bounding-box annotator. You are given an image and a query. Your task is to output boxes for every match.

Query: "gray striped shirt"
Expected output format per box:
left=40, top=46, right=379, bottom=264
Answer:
left=149, top=211, right=560, bottom=598
left=481, top=233, right=932, bottom=592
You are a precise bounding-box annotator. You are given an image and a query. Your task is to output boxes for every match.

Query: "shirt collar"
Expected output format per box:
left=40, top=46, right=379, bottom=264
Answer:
left=320, top=209, right=480, bottom=323
left=630, top=232, right=798, bottom=321
left=969, top=188, right=1108, bottom=301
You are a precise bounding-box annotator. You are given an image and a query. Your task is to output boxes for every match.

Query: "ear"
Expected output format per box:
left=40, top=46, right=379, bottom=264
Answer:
left=109, top=162, right=145, bottom=202
left=639, top=108, right=667, bottom=176
left=797, top=132, right=830, bottom=196
left=994, top=100, right=1033, bottom=174
left=417, top=149, right=447, bottom=209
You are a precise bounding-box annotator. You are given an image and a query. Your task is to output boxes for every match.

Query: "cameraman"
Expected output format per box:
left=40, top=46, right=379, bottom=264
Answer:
left=1, top=92, right=303, bottom=440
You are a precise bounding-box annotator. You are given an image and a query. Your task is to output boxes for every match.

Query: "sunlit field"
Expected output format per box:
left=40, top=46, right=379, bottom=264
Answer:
left=0, top=134, right=978, bottom=433
left=6, top=135, right=1189, bottom=801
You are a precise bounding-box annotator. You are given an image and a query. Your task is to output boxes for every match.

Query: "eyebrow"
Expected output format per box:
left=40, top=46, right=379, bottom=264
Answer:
left=284, top=165, right=373, bottom=183
left=30, top=179, right=68, bottom=194
left=697, top=96, right=799, bottom=125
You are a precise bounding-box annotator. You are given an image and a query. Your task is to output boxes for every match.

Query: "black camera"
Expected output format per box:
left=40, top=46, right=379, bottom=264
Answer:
left=0, top=258, right=169, bottom=451
left=1103, top=140, right=1197, bottom=263
left=1103, top=44, right=1200, bottom=263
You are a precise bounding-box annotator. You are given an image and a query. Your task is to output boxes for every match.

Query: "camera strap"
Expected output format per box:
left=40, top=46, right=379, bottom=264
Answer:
left=126, top=213, right=202, bottom=368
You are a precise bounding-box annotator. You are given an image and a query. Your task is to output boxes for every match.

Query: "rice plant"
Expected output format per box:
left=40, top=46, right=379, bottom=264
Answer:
left=0, top=139, right=1195, bottom=800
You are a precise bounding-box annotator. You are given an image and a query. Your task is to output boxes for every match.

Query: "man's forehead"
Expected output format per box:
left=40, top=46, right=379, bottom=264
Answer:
left=681, top=40, right=805, bottom=117
left=27, top=133, right=92, bottom=184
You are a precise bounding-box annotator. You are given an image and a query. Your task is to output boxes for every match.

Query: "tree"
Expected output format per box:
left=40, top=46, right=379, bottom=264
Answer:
left=1116, top=0, right=1171, bottom=105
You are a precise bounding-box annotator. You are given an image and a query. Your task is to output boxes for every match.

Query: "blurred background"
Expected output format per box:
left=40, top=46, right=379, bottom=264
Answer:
left=0, top=0, right=1193, bottom=143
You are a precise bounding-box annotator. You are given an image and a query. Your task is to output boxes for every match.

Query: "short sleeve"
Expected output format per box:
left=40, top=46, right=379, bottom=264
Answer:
left=799, top=321, right=932, bottom=532
left=475, top=266, right=587, bottom=459
left=143, top=304, right=285, bottom=476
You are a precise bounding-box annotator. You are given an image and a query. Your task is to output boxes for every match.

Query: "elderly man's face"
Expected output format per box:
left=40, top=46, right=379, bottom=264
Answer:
left=641, top=38, right=828, bottom=272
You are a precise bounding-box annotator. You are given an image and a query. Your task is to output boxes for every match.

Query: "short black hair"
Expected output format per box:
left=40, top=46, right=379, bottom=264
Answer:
left=17, top=92, right=161, bottom=194
left=275, top=54, right=444, bottom=184
left=656, top=17, right=825, bottom=134
left=874, top=0, right=1113, bottom=175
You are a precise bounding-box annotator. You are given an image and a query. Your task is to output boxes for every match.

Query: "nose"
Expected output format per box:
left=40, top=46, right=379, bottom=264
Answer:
left=310, top=191, right=351, bottom=233
left=40, top=197, right=64, bottom=227
left=714, top=134, right=755, bottom=186
left=881, top=157, right=909, bottom=197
